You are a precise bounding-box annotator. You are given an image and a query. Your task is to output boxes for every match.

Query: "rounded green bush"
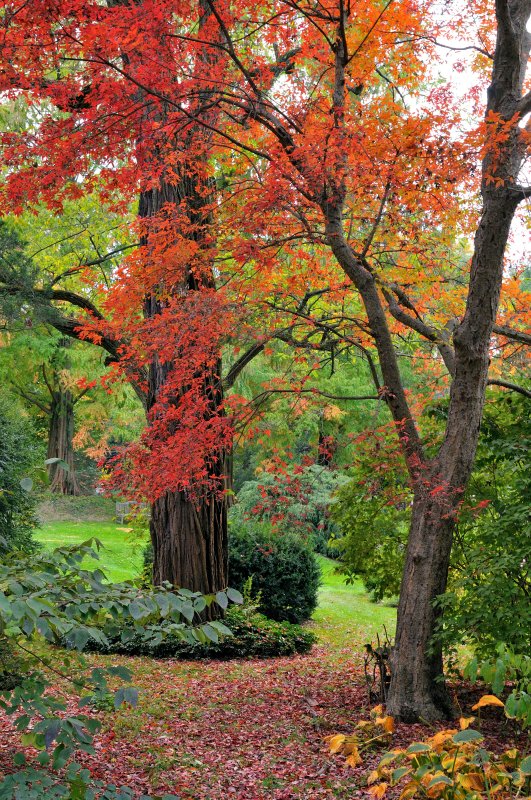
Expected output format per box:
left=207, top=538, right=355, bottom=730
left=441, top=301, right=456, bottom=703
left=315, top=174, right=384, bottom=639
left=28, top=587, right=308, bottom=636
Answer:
left=228, top=524, right=320, bottom=624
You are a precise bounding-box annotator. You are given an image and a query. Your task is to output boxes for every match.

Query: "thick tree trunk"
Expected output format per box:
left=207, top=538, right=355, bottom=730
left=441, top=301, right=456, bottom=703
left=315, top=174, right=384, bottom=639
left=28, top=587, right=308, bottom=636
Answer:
left=46, top=388, right=81, bottom=495
left=139, top=148, right=229, bottom=598
left=150, top=485, right=228, bottom=595
left=145, top=340, right=230, bottom=597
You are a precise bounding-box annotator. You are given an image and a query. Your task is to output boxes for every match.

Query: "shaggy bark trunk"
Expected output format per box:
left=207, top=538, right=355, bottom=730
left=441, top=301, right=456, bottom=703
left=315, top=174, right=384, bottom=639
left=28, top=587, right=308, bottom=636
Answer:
left=46, top=387, right=81, bottom=495
left=139, top=169, right=228, bottom=599
left=150, top=487, right=228, bottom=595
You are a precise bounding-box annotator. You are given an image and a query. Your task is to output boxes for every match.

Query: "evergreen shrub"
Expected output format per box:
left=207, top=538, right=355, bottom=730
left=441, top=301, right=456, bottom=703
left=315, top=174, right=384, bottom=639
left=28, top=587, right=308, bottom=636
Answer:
left=227, top=520, right=320, bottom=623
left=0, top=399, right=39, bottom=554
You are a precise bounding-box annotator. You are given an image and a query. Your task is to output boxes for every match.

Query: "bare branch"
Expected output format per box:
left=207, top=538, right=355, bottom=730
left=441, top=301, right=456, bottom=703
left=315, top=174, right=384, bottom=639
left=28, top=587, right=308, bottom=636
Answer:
left=251, top=387, right=381, bottom=404
left=487, top=378, right=531, bottom=398
left=492, top=323, right=531, bottom=346
left=383, top=287, right=456, bottom=375
left=223, top=341, right=265, bottom=389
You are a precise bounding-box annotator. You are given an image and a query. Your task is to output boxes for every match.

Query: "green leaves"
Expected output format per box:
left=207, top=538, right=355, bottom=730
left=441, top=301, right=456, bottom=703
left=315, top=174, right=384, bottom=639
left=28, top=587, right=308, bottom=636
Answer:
left=44, top=458, right=71, bottom=473
left=452, top=729, right=484, bottom=744
left=113, top=687, right=138, bottom=709
left=0, top=540, right=226, bottom=798
left=226, top=587, right=243, bottom=604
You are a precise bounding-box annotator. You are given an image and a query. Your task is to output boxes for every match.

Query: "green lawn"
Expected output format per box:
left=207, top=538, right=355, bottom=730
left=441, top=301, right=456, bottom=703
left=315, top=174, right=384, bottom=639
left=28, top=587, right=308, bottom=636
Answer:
left=35, top=521, right=148, bottom=583
left=313, top=556, right=395, bottom=647
left=35, top=522, right=395, bottom=643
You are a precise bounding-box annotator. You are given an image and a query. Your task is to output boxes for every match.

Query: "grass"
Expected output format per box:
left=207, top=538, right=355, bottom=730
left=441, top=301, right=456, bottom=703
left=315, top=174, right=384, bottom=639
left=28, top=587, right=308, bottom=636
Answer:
left=35, top=518, right=396, bottom=643
left=35, top=521, right=148, bottom=583
left=313, top=556, right=395, bottom=647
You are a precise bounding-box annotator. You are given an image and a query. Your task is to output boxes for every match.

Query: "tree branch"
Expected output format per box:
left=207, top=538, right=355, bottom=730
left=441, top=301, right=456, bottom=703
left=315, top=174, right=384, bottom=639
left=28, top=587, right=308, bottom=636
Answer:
left=11, top=384, right=51, bottom=415
left=251, top=387, right=381, bottom=404
left=383, top=286, right=456, bottom=375
left=487, top=378, right=531, bottom=398
left=492, top=323, right=531, bottom=346
left=223, top=341, right=265, bottom=389
left=517, top=88, right=531, bottom=116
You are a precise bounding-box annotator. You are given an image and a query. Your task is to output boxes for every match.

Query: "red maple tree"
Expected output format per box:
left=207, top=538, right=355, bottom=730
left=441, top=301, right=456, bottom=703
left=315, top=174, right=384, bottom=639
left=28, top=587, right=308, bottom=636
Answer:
left=1, top=0, right=529, bottom=718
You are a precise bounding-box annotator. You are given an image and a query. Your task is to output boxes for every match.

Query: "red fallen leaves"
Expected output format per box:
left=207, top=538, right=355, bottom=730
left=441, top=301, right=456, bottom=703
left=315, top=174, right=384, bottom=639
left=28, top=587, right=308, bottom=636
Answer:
left=0, top=648, right=370, bottom=799
left=0, top=650, right=526, bottom=799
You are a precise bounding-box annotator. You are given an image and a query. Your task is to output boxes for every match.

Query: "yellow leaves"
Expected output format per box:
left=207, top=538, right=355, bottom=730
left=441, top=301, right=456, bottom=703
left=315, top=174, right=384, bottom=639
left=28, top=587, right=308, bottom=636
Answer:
left=368, top=782, right=388, bottom=798
left=322, top=403, right=344, bottom=421
left=326, top=707, right=395, bottom=772
left=427, top=729, right=457, bottom=751
left=441, top=754, right=467, bottom=772
left=342, top=741, right=360, bottom=756
left=372, top=700, right=531, bottom=800
left=398, top=781, right=417, bottom=800
left=375, top=715, right=395, bottom=734
left=345, top=748, right=362, bottom=767
left=326, top=734, right=362, bottom=767
left=471, top=694, right=505, bottom=710
left=502, top=748, right=519, bottom=767
left=326, top=734, right=346, bottom=754
left=457, top=772, right=485, bottom=791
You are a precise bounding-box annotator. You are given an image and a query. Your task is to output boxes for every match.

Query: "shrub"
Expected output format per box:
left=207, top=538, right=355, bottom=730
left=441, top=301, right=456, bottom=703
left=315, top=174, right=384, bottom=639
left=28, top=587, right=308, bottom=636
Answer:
left=370, top=709, right=531, bottom=799
left=228, top=520, right=320, bottom=623
left=0, top=539, right=215, bottom=799
left=463, top=644, right=531, bottom=728
left=80, top=604, right=316, bottom=659
left=234, top=465, right=348, bottom=558
left=144, top=518, right=321, bottom=624
left=0, top=639, right=27, bottom=691
left=330, top=472, right=410, bottom=602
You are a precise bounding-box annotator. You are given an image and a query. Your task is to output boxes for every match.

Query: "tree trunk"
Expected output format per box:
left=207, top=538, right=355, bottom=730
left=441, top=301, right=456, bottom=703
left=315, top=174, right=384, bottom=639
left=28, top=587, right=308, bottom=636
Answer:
left=387, top=484, right=456, bottom=721
left=387, top=0, right=529, bottom=717
left=46, top=388, right=81, bottom=495
left=139, top=154, right=229, bottom=598
left=144, top=338, right=230, bottom=597
left=150, top=485, right=228, bottom=596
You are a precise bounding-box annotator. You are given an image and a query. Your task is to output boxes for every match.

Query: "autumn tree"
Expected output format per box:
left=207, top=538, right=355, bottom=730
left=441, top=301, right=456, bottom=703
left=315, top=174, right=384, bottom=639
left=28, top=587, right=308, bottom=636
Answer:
left=0, top=1, right=263, bottom=601
left=205, top=0, right=531, bottom=720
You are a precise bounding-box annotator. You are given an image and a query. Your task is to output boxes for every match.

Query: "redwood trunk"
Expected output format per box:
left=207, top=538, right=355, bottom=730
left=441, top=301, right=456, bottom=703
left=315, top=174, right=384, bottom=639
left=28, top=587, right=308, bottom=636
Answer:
left=139, top=140, right=228, bottom=596
left=46, top=388, right=80, bottom=495
left=150, top=487, right=228, bottom=596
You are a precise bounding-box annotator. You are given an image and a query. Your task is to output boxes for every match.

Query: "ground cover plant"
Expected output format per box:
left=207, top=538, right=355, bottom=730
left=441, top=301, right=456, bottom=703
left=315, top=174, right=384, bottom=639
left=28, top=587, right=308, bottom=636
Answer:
left=0, top=527, right=397, bottom=799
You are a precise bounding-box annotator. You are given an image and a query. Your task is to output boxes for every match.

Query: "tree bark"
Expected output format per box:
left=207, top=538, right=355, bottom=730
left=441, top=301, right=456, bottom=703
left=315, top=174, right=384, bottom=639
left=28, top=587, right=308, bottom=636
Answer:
left=46, top=387, right=81, bottom=495
left=150, top=487, right=228, bottom=595
left=138, top=160, right=229, bottom=598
